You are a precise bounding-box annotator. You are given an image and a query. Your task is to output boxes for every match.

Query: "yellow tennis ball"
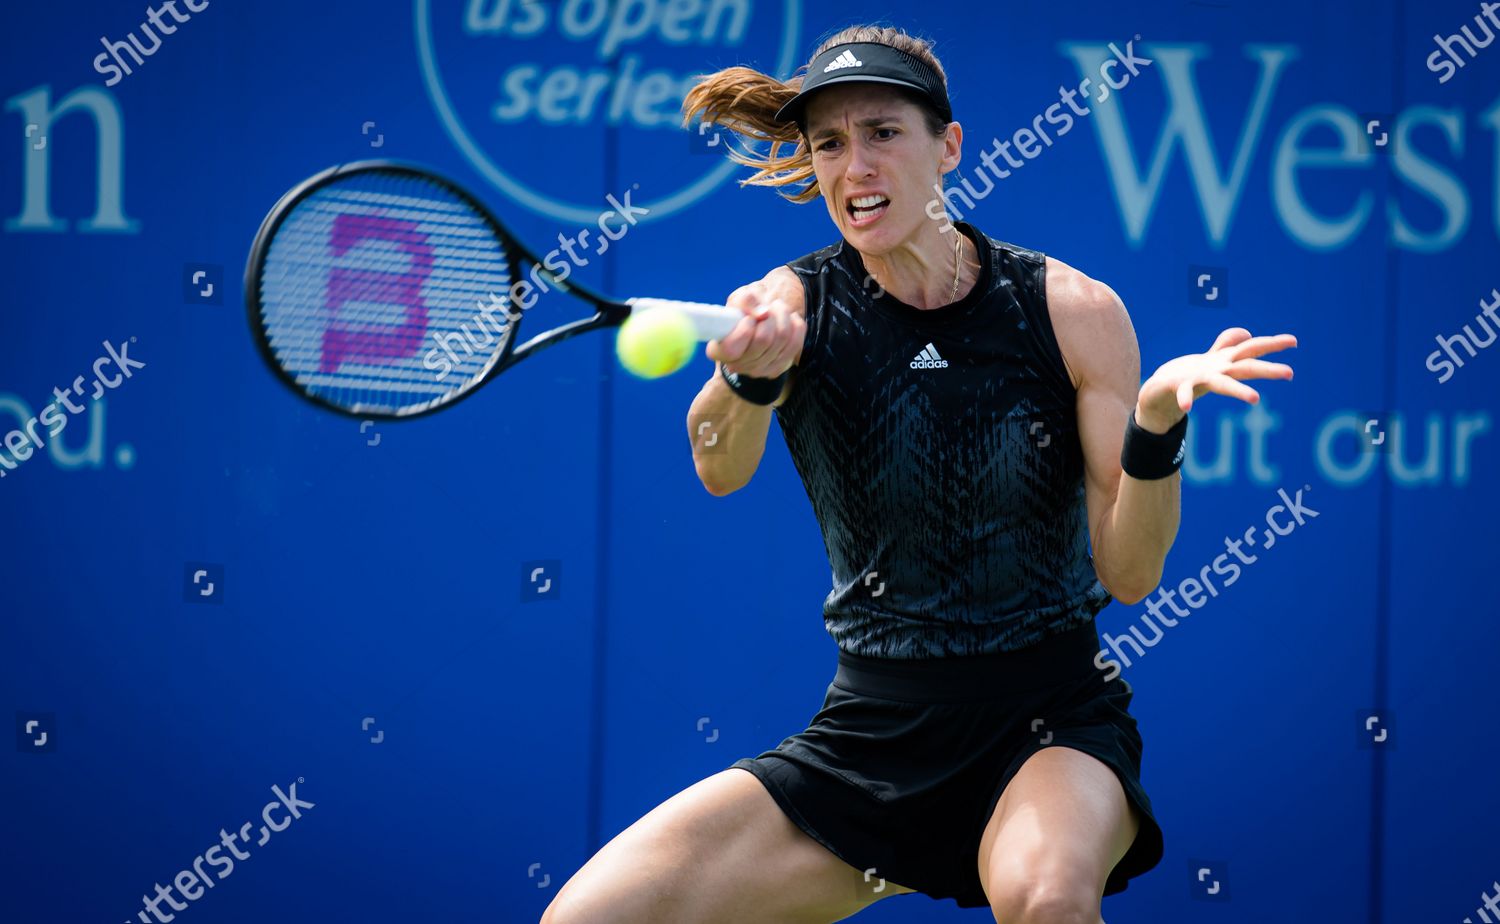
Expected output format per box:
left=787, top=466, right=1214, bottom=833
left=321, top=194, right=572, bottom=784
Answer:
left=616, top=307, right=698, bottom=379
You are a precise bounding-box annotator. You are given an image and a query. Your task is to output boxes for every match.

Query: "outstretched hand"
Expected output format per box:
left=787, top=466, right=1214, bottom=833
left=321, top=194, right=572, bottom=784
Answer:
left=1136, top=327, right=1297, bottom=432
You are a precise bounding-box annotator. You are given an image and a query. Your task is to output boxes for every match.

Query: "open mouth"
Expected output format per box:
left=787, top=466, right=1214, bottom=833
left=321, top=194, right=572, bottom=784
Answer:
left=847, top=194, right=889, bottom=226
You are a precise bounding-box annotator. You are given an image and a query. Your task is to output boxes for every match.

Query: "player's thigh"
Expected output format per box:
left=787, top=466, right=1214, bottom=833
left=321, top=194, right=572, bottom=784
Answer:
left=542, top=767, right=909, bottom=924
left=976, top=747, right=1138, bottom=923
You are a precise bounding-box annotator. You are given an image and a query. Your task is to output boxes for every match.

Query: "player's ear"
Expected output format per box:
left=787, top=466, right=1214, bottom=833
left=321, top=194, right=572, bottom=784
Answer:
left=939, top=121, right=962, bottom=176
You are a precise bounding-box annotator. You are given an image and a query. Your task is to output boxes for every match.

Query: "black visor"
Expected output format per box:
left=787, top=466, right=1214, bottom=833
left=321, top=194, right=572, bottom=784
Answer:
left=774, top=41, right=953, bottom=126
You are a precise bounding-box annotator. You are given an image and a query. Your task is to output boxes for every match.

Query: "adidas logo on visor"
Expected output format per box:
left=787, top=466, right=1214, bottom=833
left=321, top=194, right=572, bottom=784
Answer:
left=823, top=49, right=863, bottom=72
left=910, top=342, right=949, bottom=369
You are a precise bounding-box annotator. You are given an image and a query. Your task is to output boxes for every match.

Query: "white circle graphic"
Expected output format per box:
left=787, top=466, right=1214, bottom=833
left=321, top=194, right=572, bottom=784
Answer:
left=414, top=0, right=802, bottom=224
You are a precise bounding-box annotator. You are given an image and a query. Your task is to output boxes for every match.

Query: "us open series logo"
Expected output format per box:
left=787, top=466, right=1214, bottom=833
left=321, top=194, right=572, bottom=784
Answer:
left=414, top=0, right=801, bottom=223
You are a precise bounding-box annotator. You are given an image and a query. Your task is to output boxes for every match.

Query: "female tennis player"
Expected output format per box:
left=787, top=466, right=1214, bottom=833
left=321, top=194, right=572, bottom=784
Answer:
left=542, top=25, right=1295, bottom=924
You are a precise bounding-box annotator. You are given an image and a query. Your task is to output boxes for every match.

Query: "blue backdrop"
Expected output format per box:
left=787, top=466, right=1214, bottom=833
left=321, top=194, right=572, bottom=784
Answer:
left=3, top=1, right=1497, bottom=921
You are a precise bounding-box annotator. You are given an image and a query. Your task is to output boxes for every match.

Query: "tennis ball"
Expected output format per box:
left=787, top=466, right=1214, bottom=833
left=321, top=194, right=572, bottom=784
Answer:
left=616, top=307, right=698, bottom=379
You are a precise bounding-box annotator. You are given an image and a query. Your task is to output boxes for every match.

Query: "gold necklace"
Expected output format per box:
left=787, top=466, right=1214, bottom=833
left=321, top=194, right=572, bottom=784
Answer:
left=949, top=231, right=962, bottom=303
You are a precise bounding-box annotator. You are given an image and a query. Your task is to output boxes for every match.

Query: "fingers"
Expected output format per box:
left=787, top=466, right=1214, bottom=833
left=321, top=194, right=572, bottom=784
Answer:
left=1210, top=327, right=1253, bottom=352
left=725, top=283, right=769, bottom=321
left=705, top=313, right=758, bottom=365
left=741, top=302, right=805, bottom=377
left=1227, top=333, right=1298, bottom=361
left=707, top=296, right=805, bottom=378
left=753, top=308, right=803, bottom=375
left=1174, top=369, right=1265, bottom=412
left=736, top=303, right=786, bottom=371
left=782, top=312, right=808, bottom=370
left=1204, top=372, right=1261, bottom=404
left=1223, top=358, right=1294, bottom=381
left=1176, top=378, right=1196, bottom=413
left=1154, top=329, right=1295, bottom=415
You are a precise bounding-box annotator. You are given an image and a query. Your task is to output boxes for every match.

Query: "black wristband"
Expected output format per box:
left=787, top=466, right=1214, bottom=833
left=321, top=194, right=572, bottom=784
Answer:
left=1121, top=410, right=1188, bottom=480
left=720, top=364, right=787, bottom=406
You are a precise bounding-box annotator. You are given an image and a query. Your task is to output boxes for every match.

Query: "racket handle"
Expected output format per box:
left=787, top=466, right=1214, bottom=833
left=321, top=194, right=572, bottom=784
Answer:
left=626, top=298, right=742, bottom=342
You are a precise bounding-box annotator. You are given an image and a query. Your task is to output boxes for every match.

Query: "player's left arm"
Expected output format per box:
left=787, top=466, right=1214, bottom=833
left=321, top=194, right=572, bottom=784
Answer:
left=1046, top=257, right=1297, bottom=604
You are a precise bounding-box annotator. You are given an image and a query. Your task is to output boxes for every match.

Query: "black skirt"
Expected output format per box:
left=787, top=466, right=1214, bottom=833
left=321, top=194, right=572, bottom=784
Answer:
left=728, top=620, right=1165, bottom=909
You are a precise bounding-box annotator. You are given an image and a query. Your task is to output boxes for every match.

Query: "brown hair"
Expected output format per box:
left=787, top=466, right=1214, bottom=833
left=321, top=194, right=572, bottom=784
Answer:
left=681, top=25, right=950, bottom=204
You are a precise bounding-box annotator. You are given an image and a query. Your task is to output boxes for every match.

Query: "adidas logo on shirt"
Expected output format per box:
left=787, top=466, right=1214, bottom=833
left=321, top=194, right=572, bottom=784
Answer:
left=910, top=343, right=949, bottom=369
left=823, top=49, right=863, bottom=72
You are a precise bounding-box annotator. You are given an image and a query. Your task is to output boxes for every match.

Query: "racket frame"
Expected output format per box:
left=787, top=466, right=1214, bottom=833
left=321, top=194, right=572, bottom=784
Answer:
left=244, top=159, right=630, bottom=420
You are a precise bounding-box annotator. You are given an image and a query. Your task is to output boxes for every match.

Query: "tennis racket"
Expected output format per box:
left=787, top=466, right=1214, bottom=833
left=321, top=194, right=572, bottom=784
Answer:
left=244, top=160, right=741, bottom=419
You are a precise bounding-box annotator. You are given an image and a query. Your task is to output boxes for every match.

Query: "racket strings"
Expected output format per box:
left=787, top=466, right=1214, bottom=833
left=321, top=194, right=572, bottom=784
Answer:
left=257, top=171, right=515, bottom=416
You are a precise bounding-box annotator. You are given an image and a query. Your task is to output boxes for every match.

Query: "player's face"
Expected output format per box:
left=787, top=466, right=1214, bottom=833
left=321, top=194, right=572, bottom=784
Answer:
left=804, top=85, right=952, bottom=255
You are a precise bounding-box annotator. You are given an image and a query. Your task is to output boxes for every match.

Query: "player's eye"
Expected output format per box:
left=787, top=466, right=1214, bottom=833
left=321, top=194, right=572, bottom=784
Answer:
left=873, top=128, right=898, bottom=140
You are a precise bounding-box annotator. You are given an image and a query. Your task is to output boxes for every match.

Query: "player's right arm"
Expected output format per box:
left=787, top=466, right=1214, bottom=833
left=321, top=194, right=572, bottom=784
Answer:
left=687, top=266, right=806, bottom=496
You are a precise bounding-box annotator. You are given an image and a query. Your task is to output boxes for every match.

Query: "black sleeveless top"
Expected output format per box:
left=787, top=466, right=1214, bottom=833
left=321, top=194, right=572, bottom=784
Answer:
left=776, top=222, right=1110, bottom=659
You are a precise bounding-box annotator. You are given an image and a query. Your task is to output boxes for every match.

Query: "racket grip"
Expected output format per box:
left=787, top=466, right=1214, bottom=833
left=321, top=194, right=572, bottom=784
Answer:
left=626, top=298, right=741, bottom=342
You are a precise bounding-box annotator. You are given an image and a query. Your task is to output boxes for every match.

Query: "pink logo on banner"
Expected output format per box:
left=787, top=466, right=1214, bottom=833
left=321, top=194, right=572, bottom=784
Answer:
left=320, top=212, right=434, bottom=373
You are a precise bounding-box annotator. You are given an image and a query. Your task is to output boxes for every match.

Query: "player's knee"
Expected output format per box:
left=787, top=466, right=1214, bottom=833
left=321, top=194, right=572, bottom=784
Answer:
left=540, top=830, right=691, bottom=924
left=540, top=895, right=631, bottom=924
left=988, top=884, right=1098, bottom=924
left=540, top=876, right=669, bottom=924
left=538, top=894, right=567, bottom=924
left=539, top=881, right=601, bottom=924
left=986, top=854, right=1100, bottom=924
